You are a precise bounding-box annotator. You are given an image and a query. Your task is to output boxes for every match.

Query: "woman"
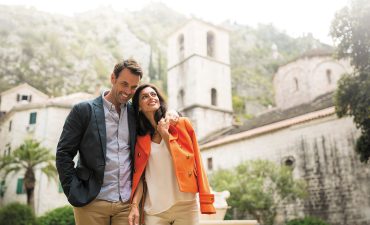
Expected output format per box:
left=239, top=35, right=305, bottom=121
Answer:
left=128, top=84, right=215, bottom=225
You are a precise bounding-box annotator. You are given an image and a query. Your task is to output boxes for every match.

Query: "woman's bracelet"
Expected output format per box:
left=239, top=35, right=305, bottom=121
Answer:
left=130, top=202, right=138, bottom=209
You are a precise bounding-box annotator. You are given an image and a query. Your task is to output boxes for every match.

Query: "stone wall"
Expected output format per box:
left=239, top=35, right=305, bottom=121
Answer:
left=273, top=56, right=352, bottom=110
left=201, top=115, right=370, bottom=225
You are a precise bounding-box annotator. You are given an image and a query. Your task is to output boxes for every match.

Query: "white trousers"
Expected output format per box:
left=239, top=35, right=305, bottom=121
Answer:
left=144, top=200, right=199, bottom=225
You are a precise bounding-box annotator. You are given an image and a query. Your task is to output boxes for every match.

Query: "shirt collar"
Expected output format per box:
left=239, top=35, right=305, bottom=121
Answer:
left=102, top=91, right=126, bottom=112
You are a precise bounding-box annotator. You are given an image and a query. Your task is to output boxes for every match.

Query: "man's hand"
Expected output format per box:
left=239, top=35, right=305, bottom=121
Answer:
left=165, top=110, right=179, bottom=125
left=128, top=203, right=140, bottom=225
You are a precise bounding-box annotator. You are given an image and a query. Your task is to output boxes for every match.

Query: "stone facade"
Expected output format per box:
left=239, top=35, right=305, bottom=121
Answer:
left=0, top=85, right=93, bottom=215
left=166, top=20, right=370, bottom=224
left=197, top=50, right=369, bottom=224
left=167, top=19, right=233, bottom=139
left=200, top=112, right=370, bottom=225
left=274, top=54, right=352, bottom=109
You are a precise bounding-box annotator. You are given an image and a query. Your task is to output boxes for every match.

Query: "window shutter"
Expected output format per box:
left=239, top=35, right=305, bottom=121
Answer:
left=16, top=178, right=24, bottom=194
left=16, top=94, right=20, bottom=102
left=29, top=112, right=37, bottom=124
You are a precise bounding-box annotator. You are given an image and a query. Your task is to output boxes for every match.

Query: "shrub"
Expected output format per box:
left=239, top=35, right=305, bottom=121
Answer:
left=0, top=202, right=37, bottom=225
left=286, top=216, right=330, bottom=225
left=37, top=206, right=74, bottom=225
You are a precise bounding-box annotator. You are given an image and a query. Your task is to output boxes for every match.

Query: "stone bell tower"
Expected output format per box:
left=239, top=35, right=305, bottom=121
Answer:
left=167, top=19, right=233, bottom=139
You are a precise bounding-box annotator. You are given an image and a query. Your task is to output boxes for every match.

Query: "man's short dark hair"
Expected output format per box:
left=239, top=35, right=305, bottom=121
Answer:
left=113, top=58, right=143, bottom=79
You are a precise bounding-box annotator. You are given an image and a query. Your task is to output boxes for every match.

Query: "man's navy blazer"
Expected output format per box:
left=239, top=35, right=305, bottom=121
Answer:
left=56, top=95, right=137, bottom=207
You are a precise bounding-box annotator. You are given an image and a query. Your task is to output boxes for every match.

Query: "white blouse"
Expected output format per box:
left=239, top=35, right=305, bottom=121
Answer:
left=144, top=140, right=196, bottom=215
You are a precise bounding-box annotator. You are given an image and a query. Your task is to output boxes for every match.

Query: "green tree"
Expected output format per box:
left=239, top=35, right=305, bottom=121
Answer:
left=0, top=202, right=37, bottom=225
left=331, top=0, right=370, bottom=163
left=210, top=160, right=307, bottom=225
left=286, top=216, right=330, bottom=225
left=0, top=139, right=57, bottom=211
left=37, top=206, right=75, bottom=225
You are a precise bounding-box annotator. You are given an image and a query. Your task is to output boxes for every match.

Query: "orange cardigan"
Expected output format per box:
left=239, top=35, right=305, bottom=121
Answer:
left=130, top=117, right=216, bottom=214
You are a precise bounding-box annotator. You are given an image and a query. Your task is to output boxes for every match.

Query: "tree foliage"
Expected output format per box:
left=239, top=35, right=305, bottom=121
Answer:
left=331, top=0, right=370, bottom=163
left=0, top=139, right=57, bottom=211
left=210, top=160, right=307, bottom=225
left=37, top=206, right=75, bottom=225
left=0, top=202, right=37, bottom=225
left=285, top=216, right=330, bottom=225
left=0, top=4, right=329, bottom=118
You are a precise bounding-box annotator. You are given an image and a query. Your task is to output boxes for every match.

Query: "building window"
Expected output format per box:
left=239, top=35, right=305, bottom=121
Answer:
left=207, top=31, right=215, bottom=57
left=29, top=112, right=37, bottom=124
left=16, top=178, right=26, bottom=194
left=211, top=88, right=217, bottom=106
left=281, top=156, right=295, bottom=169
left=178, top=34, right=184, bottom=60
left=178, top=89, right=185, bottom=108
left=17, top=94, right=32, bottom=102
left=207, top=157, right=213, bottom=170
left=326, top=69, right=332, bottom=84
left=8, top=120, right=12, bottom=132
left=293, top=78, right=299, bottom=91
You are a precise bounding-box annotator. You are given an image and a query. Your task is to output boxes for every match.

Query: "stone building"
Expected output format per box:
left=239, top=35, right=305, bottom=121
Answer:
left=167, top=19, right=370, bottom=225
left=274, top=49, right=352, bottom=109
left=0, top=84, right=93, bottom=215
left=167, top=19, right=234, bottom=139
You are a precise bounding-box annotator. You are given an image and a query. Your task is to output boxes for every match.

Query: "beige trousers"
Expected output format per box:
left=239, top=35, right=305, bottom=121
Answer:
left=144, top=200, right=199, bottom=225
left=73, top=199, right=130, bottom=225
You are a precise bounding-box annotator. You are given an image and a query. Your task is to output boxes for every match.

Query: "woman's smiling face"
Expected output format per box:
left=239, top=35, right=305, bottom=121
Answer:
left=139, top=87, right=160, bottom=113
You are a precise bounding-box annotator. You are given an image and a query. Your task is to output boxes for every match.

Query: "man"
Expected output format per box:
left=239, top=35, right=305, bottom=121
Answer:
left=56, top=59, right=143, bottom=225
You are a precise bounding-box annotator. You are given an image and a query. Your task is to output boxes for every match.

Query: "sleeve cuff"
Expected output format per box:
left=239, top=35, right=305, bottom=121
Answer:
left=199, top=193, right=216, bottom=214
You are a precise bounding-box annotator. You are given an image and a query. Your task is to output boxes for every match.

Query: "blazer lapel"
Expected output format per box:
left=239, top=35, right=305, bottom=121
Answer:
left=93, top=96, right=107, bottom=160
left=137, top=135, right=151, bottom=157
left=127, top=103, right=136, bottom=159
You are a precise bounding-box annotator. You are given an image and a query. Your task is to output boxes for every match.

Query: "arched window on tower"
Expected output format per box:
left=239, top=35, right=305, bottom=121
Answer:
left=326, top=69, right=332, bottom=84
left=293, top=78, right=299, bottom=92
left=207, top=31, right=215, bottom=58
left=211, top=88, right=217, bottom=106
left=178, top=34, right=184, bottom=60
left=178, top=89, right=185, bottom=108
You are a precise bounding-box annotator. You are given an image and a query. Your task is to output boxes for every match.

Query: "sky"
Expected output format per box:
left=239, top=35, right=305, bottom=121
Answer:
left=0, top=0, right=350, bottom=45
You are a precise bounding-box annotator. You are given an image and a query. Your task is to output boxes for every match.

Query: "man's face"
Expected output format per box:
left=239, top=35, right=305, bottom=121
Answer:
left=111, top=68, right=140, bottom=105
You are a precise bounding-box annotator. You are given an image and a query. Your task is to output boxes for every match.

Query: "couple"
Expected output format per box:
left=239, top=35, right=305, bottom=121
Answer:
left=56, top=58, right=215, bottom=225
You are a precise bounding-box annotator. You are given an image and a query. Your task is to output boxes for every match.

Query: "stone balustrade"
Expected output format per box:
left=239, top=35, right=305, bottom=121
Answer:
left=200, top=220, right=259, bottom=225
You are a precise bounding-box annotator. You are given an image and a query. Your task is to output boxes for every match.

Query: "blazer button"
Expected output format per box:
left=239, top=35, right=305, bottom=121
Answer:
left=186, top=155, right=190, bottom=159
left=179, top=144, right=182, bottom=148
left=138, top=152, right=141, bottom=157
left=188, top=171, right=192, bottom=177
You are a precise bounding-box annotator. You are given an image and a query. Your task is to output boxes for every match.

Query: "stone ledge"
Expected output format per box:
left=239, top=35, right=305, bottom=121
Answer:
left=200, top=220, right=259, bottom=225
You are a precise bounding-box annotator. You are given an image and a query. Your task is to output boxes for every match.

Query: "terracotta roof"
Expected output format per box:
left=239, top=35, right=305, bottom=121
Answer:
left=199, top=91, right=336, bottom=147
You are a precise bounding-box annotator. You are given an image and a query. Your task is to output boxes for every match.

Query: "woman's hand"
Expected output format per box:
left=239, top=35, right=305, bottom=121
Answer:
left=128, top=203, right=140, bottom=225
left=157, top=118, right=170, bottom=140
